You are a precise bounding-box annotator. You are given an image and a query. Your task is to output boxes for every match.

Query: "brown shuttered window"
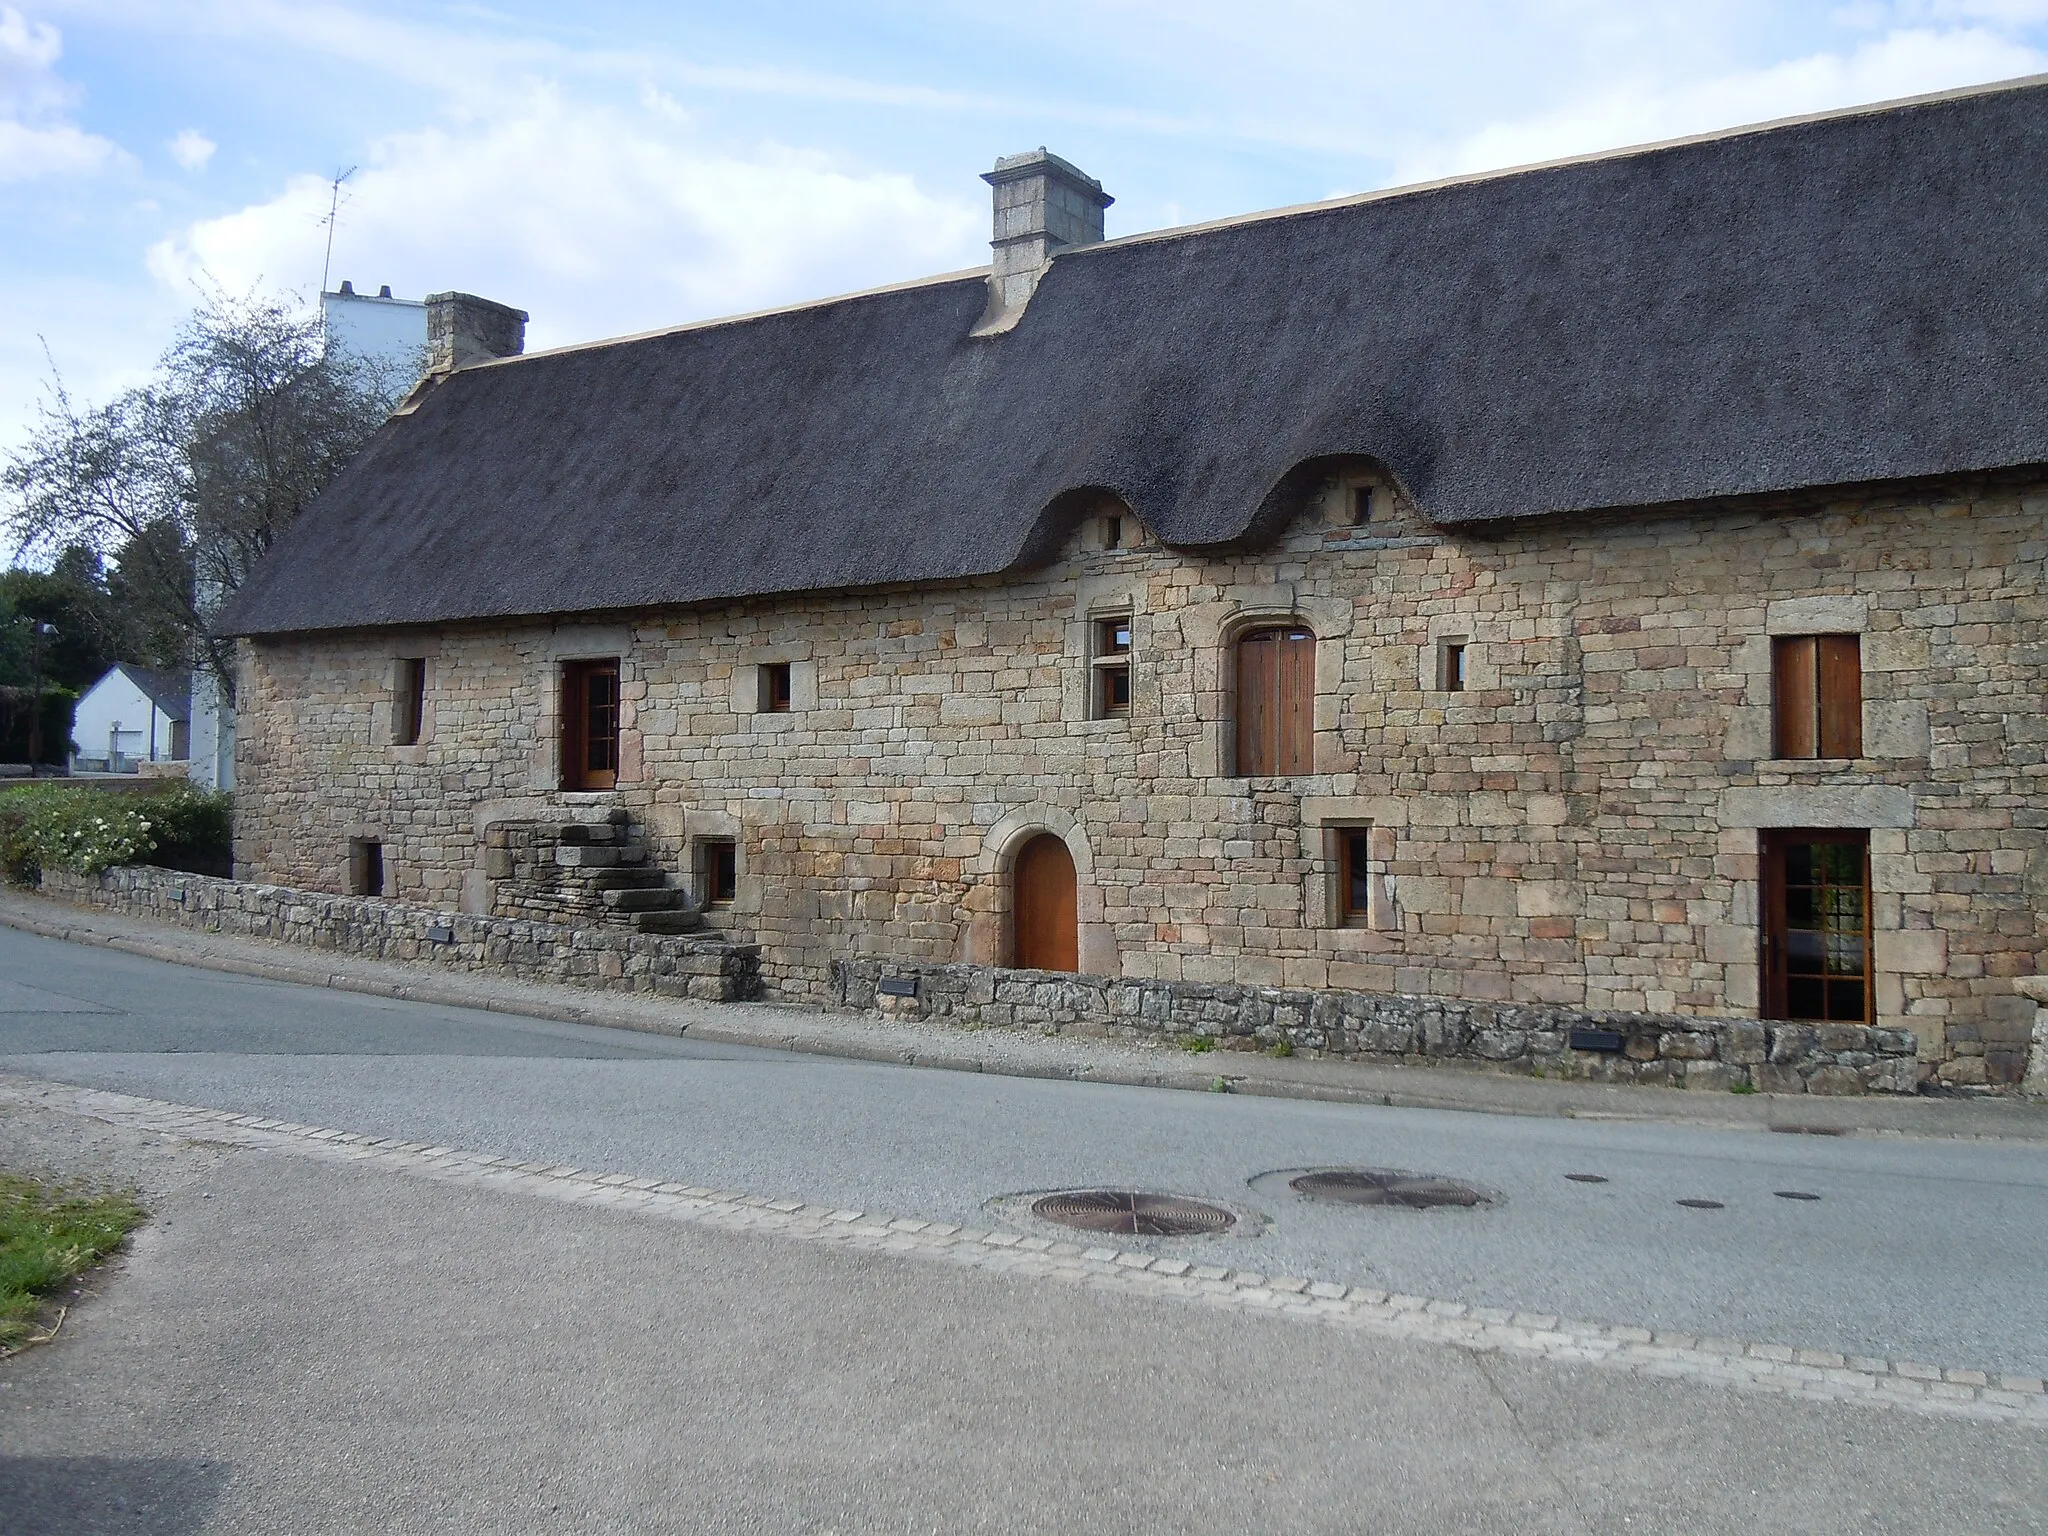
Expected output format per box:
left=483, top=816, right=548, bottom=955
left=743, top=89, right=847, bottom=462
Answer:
left=1235, top=626, right=1315, bottom=776
left=560, top=659, right=621, bottom=790
left=1771, top=635, right=1861, bottom=759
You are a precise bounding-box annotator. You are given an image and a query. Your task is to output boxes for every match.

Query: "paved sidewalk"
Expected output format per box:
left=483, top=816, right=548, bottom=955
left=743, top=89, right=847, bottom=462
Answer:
left=2, top=1079, right=2043, bottom=1535
left=5, top=888, right=2044, bottom=1143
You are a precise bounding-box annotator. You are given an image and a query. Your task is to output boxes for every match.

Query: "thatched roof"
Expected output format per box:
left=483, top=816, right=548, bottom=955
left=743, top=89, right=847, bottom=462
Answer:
left=220, top=76, right=2048, bottom=638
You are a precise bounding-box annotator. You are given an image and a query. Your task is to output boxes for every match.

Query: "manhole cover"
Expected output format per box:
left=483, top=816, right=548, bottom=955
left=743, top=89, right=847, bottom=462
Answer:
left=1030, top=1191, right=1237, bottom=1237
left=1290, top=1170, right=1489, bottom=1210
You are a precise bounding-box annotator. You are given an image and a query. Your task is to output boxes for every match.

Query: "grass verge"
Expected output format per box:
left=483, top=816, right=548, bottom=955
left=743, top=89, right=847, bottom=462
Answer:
left=0, top=1172, right=145, bottom=1350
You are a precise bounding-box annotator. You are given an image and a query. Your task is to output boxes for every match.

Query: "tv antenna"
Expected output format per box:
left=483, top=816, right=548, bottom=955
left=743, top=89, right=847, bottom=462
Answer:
left=318, top=166, right=358, bottom=301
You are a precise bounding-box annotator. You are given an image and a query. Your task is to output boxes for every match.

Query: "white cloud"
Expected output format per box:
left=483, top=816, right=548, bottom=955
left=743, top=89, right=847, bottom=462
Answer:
left=145, top=87, right=983, bottom=346
left=168, top=127, right=215, bottom=170
left=1393, top=23, right=2047, bottom=182
left=0, top=4, right=122, bottom=180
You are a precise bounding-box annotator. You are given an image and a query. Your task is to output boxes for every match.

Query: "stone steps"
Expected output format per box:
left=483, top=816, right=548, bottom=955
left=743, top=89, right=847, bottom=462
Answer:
left=490, top=811, right=718, bottom=940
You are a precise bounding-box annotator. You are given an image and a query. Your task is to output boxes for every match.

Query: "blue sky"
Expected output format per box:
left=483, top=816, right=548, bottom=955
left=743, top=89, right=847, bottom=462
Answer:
left=4, top=0, right=2047, bottom=461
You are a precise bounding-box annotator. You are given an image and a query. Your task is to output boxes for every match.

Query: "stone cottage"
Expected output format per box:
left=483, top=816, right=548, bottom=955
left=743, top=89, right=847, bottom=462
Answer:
left=215, top=78, right=2048, bottom=1089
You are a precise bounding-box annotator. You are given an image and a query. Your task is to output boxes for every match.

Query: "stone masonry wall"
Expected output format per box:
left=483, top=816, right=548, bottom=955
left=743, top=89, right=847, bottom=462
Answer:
left=230, top=469, right=2048, bottom=1086
left=39, top=866, right=759, bottom=1003
left=831, top=958, right=1921, bottom=1094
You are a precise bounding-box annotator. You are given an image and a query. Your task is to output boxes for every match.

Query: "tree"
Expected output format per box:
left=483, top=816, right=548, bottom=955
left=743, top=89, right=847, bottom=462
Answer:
left=3, top=292, right=405, bottom=702
left=0, top=548, right=129, bottom=692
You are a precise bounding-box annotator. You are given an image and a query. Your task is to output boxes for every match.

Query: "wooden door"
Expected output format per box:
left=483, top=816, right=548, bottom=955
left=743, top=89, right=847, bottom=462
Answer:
left=1013, top=834, right=1078, bottom=973
left=1235, top=627, right=1315, bottom=776
left=561, top=659, right=620, bottom=790
left=1762, top=830, right=1872, bottom=1023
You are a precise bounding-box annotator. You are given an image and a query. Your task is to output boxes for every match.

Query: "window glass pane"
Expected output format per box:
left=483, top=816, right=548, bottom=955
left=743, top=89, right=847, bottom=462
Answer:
left=1787, top=977, right=1825, bottom=1018
left=1825, top=980, right=1865, bottom=1022
left=1345, top=832, right=1371, bottom=917
left=1819, top=842, right=1862, bottom=883
left=1101, top=666, right=1130, bottom=712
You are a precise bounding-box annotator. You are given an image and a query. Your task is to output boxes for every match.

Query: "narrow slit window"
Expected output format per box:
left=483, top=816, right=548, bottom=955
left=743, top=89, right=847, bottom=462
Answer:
left=1772, top=635, right=1861, bottom=759
left=1349, top=485, right=1373, bottom=525
left=759, top=662, right=793, bottom=713
left=393, top=657, right=426, bottom=746
left=1092, top=615, right=1133, bottom=718
left=1102, top=515, right=1123, bottom=550
left=1438, top=640, right=1468, bottom=693
left=1336, top=828, right=1373, bottom=924
left=698, top=838, right=738, bottom=906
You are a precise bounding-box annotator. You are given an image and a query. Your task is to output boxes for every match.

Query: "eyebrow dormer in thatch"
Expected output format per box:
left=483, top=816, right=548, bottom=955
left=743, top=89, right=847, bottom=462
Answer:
left=217, top=74, right=2048, bottom=640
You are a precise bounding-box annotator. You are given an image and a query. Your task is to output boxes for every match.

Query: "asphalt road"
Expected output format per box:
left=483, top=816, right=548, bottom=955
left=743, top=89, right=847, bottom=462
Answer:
left=2, top=923, right=2044, bottom=1378
left=5, top=1096, right=2042, bottom=1536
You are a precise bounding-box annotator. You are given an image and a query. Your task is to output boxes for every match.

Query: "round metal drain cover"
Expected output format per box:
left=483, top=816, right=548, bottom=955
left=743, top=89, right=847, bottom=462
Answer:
left=1030, top=1191, right=1236, bottom=1237
left=1290, top=1170, right=1489, bottom=1210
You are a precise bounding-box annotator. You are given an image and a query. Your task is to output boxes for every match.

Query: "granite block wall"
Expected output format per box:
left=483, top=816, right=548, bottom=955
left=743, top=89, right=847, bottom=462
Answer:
left=228, top=468, right=2048, bottom=1085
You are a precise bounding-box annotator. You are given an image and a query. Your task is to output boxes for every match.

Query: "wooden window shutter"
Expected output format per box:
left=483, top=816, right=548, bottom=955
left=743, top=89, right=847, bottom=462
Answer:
left=1772, top=636, right=1817, bottom=760
left=1235, top=627, right=1314, bottom=776
left=1278, top=630, right=1314, bottom=774
left=1236, top=633, right=1275, bottom=775
left=1818, top=635, right=1862, bottom=758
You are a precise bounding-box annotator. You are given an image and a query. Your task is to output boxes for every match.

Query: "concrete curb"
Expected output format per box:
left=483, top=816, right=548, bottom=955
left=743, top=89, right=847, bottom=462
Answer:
left=8, top=1073, right=2043, bottom=1428
left=6, top=889, right=2046, bottom=1143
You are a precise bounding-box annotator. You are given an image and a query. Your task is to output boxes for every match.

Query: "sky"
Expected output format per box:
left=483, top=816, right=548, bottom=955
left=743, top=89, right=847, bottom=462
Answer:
left=3, top=0, right=2047, bottom=471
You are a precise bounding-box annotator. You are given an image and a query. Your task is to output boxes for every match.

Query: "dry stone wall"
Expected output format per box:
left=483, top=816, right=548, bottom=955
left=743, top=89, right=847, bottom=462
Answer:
left=39, top=865, right=758, bottom=1002
left=230, top=469, right=2048, bottom=1086
left=830, top=957, right=1920, bottom=1094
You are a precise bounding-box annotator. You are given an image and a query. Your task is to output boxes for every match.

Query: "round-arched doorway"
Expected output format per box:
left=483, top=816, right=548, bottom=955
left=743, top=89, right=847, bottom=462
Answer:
left=1012, top=833, right=1078, bottom=973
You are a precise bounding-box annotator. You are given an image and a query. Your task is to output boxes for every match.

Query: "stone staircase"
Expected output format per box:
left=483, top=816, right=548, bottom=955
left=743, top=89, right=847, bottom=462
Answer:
left=486, top=808, right=704, bottom=935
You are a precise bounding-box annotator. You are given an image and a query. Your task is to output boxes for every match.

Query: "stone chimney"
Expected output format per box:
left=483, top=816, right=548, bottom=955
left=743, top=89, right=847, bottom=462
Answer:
left=975, top=149, right=1112, bottom=334
left=425, top=291, right=529, bottom=372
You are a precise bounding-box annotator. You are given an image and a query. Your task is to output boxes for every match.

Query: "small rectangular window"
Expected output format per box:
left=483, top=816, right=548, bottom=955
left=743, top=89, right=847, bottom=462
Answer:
left=1772, top=635, right=1861, bottom=759
left=1438, top=640, right=1468, bottom=693
left=393, top=658, right=426, bottom=746
left=759, top=662, right=793, bottom=714
left=349, top=838, right=385, bottom=898
left=698, top=838, right=737, bottom=906
left=1349, top=486, right=1373, bottom=525
left=1092, top=615, right=1133, bottom=718
left=1103, top=515, right=1123, bottom=550
left=1336, top=828, right=1373, bottom=924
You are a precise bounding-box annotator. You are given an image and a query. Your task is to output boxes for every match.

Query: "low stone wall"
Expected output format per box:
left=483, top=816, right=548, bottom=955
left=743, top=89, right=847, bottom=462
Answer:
left=39, top=865, right=759, bottom=1003
left=832, top=959, right=1922, bottom=1095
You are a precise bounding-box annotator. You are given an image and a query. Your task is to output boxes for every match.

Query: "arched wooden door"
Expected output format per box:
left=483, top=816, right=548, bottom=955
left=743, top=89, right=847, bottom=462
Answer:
left=1013, top=834, right=1078, bottom=973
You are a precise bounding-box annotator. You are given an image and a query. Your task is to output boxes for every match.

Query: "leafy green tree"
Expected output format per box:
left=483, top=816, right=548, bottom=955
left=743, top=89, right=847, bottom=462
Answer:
left=4, top=293, right=404, bottom=702
left=0, top=549, right=125, bottom=692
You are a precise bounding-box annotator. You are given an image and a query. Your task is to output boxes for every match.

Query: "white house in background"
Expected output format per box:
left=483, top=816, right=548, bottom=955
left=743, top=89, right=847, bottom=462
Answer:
left=320, top=280, right=428, bottom=380
left=72, top=664, right=189, bottom=772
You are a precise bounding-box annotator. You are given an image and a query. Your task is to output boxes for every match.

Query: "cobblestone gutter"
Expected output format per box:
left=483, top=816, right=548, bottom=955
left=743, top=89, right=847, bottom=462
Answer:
left=38, top=866, right=759, bottom=1003
left=833, top=959, right=1922, bottom=1095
